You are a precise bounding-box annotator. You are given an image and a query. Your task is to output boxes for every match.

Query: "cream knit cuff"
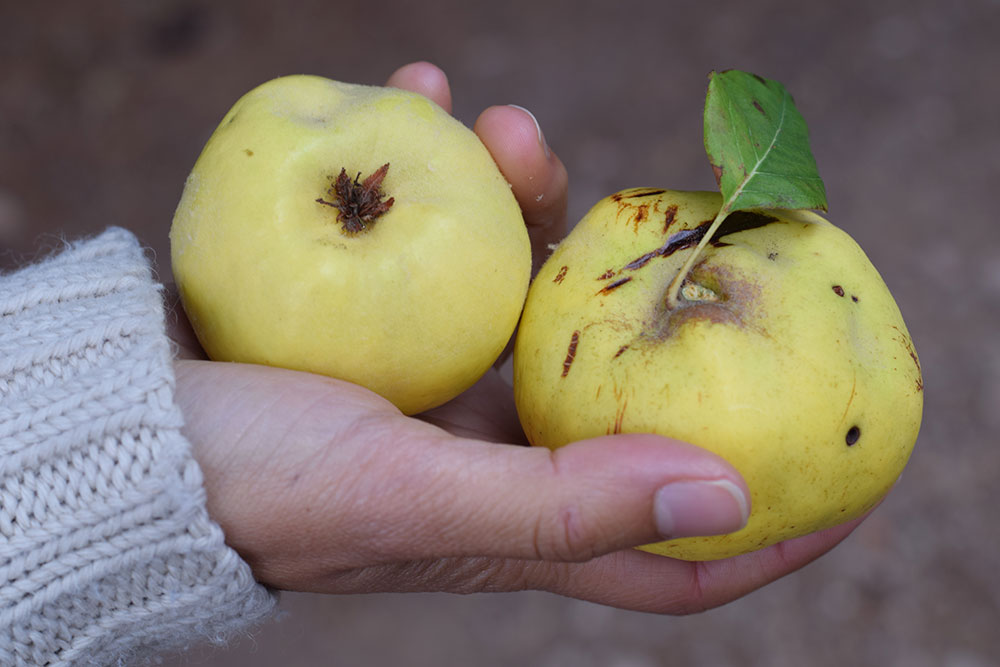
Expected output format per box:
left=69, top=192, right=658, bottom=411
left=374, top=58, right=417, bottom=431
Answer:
left=0, top=228, right=276, bottom=665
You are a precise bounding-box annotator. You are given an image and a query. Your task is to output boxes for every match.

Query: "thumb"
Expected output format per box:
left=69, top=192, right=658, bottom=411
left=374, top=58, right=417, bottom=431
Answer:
left=370, top=433, right=751, bottom=563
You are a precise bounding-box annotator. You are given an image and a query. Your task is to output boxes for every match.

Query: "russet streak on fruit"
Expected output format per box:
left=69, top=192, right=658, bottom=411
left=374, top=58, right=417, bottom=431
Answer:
left=562, top=330, right=580, bottom=377
left=610, top=189, right=666, bottom=201
left=597, top=277, right=632, bottom=295
left=662, top=205, right=678, bottom=233
left=618, top=211, right=778, bottom=277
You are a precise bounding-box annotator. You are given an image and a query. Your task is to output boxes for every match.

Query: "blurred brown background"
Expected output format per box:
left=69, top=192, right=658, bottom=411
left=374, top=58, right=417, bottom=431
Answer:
left=2, top=0, right=998, bottom=665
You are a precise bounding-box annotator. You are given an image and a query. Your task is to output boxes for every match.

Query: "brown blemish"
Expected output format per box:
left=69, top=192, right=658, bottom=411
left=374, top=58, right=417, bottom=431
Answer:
left=623, top=211, right=779, bottom=272
left=833, top=285, right=845, bottom=297
left=623, top=226, right=705, bottom=271
left=613, top=344, right=630, bottom=359
left=609, top=190, right=670, bottom=232
left=891, top=325, right=923, bottom=391
left=244, top=148, right=254, bottom=157
left=662, top=205, right=678, bottom=233
left=613, top=397, right=628, bottom=434
left=561, top=330, right=580, bottom=377
left=852, top=295, right=860, bottom=303
left=553, top=265, right=568, bottom=284
left=633, top=204, right=649, bottom=226
left=597, top=269, right=615, bottom=280
left=845, top=425, right=861, bottom=446
left=711, top=162, right=724, bottom=185
left=597, top=276, right=632, bottom=295
left=752, top=100, right=765, bottom=115
left=651, top=262, right=769, bottom=341
left=768, top=252, right=778, bottom=261
left=840, top=372, right=857, bottom=426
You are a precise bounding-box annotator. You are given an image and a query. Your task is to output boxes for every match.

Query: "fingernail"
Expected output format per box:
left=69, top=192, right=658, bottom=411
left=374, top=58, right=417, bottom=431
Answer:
left=654, top=479, right=750, bottom=539
left=507, top=104, right=550, bottom=158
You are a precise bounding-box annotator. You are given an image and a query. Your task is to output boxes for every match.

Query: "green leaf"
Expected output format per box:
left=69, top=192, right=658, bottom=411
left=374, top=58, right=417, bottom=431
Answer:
left=665, top=70, right=828, bottom=309
left=704, top=70, right=827, bottom=215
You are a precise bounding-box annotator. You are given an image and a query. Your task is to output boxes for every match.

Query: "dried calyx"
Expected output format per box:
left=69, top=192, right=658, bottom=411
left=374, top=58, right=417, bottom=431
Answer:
left=316, top=163, right=395, bottom=234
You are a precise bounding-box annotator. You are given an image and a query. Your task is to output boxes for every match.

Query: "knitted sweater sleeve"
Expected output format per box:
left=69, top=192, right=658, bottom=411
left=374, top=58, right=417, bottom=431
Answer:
left=0, top=228, right=277, bottom=665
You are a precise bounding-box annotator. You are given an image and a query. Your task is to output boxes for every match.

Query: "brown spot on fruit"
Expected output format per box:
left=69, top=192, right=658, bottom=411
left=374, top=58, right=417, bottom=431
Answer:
left=663, top=205, right=678, bottom=233
left=633, top=204, right=648, bottom=225
left=562, top=330, right=580, bottom=377
left=852, top=295, right=859, bottom=303
left=891, top=325, right=923, bottom=383
left=597, top=276, right=632, bottom=295
left=244, top=148, right=254, bottom=157
left=833, top=285, right=845, bottom=297
left=651, top=263, right=765, bottom=340
left=613, top=397, right=628, bottom=434
left=553, top=265, right=568, bottom=284
left=839, top=372, right=858, bottom=426
left=597, top=269, right=615, bottom=280
left=613, top=344, right=630, bottom=359
left=752, top=100, right=765, bottom=115
left=623, top=212, right=779, bottom=272
left=624, top=226, right=706, bottom=271
left=846, top=426, right=861, bottom=446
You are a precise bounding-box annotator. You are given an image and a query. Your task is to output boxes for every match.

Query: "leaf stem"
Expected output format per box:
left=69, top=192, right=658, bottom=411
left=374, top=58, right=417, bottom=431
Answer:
left=665, top=206, right=729, bottom=309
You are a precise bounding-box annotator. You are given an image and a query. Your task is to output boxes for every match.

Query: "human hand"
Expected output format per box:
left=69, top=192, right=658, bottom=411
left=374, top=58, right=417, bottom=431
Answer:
left=169, top=62, right=863, bottom=614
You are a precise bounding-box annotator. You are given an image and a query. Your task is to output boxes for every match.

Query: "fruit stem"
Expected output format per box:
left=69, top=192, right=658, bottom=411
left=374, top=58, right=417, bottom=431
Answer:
left=665, top=206, right=729, bottom=309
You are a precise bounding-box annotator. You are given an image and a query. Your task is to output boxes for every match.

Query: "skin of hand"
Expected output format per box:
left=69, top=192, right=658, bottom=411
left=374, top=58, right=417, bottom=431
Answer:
left=168, top=62, right=864, bottom=615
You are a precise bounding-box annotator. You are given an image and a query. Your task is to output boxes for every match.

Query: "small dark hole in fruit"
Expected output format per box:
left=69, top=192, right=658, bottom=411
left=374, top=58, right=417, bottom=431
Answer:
left=846, top=426, right=861, bottom=446
left=832, top=285, right=845, bottom=297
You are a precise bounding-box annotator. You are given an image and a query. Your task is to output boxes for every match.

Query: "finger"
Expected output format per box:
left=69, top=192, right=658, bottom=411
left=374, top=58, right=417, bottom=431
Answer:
left=473, top=105, right=568, bottom=275
left=526, top=513, right=868, bottom=614
left=350, top=432, right=750, bottom=565
left=385, top=61, right=452, bottom=113
left=303, top=514, right=863, bottom=611
left=177, top=361, right=747, bottom=586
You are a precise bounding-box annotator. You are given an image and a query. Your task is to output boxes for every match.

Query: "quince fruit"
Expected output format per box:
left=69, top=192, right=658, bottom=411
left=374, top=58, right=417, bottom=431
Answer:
left=513, top=189, right=922, bottom=560
left=170, top=75, right=530, bottom=414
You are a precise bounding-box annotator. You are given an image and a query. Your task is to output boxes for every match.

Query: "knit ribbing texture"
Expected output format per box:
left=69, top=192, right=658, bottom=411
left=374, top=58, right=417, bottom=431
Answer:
left=1, top=228, right=276, bottom=666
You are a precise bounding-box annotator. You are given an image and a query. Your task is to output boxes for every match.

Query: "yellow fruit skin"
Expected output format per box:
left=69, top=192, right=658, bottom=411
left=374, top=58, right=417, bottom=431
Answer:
left=513, top=189, right=923, bottom=560
left=170, top=75, right=530, bottom=415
